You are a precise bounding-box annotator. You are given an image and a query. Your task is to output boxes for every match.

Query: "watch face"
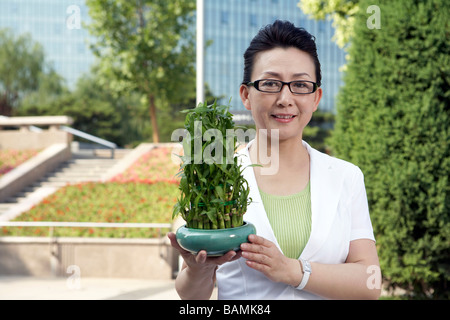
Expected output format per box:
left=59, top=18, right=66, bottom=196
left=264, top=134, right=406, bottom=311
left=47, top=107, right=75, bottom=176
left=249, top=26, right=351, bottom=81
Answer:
left=304, top=261, right=312, bottom=273
left=300, top=259, right=311, bottom=273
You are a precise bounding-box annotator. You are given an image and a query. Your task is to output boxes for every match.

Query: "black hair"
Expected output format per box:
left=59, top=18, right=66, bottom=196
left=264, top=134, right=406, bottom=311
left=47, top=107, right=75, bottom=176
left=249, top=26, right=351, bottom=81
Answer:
left=242, top=20, right=322, bottom=87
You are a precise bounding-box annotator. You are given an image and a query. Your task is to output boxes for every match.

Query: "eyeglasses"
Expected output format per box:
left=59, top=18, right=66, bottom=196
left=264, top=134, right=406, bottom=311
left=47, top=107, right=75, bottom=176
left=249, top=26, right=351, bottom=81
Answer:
left=246, top=79, right=318, bottom=94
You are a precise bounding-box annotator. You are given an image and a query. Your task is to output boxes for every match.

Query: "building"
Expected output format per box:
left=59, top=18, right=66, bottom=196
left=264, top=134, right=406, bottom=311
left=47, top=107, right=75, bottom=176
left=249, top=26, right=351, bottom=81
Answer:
left=0, top=0, right=345, bottom=113
left=0, top=0, right=95, bottom=89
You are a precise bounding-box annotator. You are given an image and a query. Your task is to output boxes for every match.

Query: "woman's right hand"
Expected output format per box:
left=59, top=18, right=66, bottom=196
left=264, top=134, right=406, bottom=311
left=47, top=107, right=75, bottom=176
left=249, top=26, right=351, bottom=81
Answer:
left=168, top=232, right=242, bottom=299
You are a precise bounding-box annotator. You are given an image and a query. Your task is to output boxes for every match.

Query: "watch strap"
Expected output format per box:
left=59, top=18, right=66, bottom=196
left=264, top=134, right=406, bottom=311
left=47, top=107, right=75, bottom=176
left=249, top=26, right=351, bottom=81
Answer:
left=294, top=259, right=311, bottom=290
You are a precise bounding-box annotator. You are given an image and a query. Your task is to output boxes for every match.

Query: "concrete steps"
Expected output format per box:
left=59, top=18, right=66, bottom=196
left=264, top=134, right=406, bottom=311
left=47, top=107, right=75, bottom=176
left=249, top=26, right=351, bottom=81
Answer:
left=0, top=148, right=131, bottom=220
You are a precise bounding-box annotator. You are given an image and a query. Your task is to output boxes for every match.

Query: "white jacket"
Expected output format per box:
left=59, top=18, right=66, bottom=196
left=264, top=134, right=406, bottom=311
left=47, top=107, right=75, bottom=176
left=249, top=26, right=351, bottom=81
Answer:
left=216, top=140, right=375, bottom=300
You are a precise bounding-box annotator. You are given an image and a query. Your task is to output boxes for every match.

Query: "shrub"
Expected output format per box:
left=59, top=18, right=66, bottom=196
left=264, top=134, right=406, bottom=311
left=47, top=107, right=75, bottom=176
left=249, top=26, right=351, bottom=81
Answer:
left=330, top=0, right=449, bottom=298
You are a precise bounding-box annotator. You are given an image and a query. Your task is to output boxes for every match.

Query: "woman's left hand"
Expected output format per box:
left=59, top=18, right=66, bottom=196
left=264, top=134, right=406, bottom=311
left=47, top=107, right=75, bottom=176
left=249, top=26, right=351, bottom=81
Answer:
left=240, top=234, right=302, bottom=287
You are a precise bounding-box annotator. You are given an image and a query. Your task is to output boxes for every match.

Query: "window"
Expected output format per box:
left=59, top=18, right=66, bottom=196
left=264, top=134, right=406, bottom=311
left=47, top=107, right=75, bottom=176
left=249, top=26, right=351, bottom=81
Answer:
left=221, top=11, right=229, bottom=25
left=319, top=21, right=325, bottom=33
left=250, top=14, right=257, bottom=27
left=77, top=43, right=85, bottom=54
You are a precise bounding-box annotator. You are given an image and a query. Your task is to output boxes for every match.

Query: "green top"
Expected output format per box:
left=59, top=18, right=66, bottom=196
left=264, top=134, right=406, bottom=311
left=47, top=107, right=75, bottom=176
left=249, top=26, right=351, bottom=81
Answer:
left=259, top=182, right=312, bottom=259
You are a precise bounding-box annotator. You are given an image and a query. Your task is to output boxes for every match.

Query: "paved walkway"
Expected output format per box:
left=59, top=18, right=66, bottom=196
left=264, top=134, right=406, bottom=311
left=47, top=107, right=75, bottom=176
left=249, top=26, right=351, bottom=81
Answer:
left=0, top=276, right=218, bottom=300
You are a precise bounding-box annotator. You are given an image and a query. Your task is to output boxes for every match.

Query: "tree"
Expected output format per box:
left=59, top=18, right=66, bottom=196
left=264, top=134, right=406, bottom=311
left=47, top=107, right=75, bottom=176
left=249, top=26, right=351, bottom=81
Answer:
left=0, top=29, right=49, bottom=116
left=19, top=68, right=147, bottom=148
left=298, top=0, right=359, bottom=49
left=330, top=0, right=449, bottom=298
left=85, top=0, right=196, bottom=143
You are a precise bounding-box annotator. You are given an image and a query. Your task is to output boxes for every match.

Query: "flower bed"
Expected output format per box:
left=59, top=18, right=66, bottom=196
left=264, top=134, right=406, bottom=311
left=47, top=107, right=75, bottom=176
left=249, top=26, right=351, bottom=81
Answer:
left=3, top=182, right=179, bottom=238
left=3, top=146, right=181, bottom=238
left=111, top=146, right=180, bottom=184
left=0, top=149, right=40, bottom=177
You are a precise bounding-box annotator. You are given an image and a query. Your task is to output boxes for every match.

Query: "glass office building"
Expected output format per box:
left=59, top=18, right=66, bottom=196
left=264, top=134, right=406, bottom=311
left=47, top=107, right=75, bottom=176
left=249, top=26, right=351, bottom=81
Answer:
left=204, top=0, right=346, bottom=114
left=0, top=0, right=95, bottom=89
left=0, top=0, right=345, bottom=112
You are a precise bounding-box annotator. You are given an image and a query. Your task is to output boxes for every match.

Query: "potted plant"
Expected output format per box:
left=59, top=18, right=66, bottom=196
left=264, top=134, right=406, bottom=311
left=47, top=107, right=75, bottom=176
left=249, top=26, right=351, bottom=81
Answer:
left=172, top=101, right=256, bottom=256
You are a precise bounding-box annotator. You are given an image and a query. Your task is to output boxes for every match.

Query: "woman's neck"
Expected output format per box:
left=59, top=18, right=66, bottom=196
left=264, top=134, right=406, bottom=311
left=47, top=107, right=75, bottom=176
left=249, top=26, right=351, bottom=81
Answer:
left=249, top=131, right=310, bottom=195
left=250, top=131, right=309, bottom=174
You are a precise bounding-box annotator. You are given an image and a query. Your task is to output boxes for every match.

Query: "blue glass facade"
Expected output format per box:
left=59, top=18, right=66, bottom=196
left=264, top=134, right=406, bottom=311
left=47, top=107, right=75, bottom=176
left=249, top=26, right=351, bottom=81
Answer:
left=204, top=0, right=346, bottom=113
left=0, top=0, right=95, bottom=89
left=0, top=0, right=345, bottom=112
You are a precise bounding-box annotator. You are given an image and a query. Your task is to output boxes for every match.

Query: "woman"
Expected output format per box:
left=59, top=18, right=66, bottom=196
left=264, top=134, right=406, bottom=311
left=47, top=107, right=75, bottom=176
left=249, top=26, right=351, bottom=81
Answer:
left=168, top=20, right=381, bottom=300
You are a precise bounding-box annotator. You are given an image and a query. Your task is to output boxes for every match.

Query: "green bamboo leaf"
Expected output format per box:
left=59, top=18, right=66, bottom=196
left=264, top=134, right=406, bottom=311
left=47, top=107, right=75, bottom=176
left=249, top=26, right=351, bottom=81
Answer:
left=205, top=208, right=217, bottom=223
left=172, top=202, right=180, bottom=219
left=215, top=185, right=225, bottom=200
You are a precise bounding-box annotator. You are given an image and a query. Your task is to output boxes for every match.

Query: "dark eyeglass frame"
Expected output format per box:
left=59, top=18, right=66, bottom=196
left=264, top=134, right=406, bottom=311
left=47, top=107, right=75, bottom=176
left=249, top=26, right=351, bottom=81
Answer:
left=246, top=79, right=318, bottom=94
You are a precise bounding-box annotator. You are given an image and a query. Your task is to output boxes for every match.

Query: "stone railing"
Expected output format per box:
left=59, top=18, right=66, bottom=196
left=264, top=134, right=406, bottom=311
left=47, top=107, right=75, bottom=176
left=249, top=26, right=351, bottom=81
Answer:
left=0, top=116, right=73, bottom=150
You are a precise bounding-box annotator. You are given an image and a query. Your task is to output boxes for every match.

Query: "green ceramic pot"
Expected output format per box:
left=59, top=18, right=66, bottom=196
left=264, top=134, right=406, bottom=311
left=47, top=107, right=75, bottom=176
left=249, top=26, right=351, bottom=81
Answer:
left=176, top=221, right=256, bottom=256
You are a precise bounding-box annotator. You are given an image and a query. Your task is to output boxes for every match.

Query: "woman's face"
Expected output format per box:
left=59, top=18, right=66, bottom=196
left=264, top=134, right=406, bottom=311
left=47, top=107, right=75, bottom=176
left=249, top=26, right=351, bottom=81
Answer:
left=240, top=46, right=322, bottom=142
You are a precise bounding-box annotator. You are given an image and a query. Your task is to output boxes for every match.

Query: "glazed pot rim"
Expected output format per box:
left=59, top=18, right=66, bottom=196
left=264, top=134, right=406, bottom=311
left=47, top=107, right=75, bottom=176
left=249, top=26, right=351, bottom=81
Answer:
left=175, top=221, right=256, bottom=256
left=179, top=221, right=253, bottom=232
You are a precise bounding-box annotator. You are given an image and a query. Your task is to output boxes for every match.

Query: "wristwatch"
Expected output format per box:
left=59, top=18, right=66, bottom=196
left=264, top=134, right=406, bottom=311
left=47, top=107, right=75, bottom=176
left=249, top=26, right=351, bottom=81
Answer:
left=294, top=258, right=312, bottom=290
